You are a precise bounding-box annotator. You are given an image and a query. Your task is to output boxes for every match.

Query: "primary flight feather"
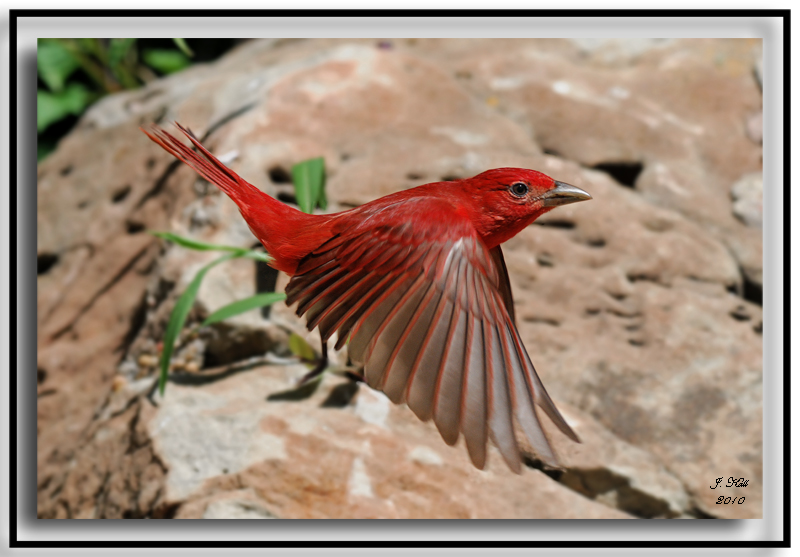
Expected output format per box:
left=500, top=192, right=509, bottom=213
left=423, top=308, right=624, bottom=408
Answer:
left=143, top=123, right=592, bottom=473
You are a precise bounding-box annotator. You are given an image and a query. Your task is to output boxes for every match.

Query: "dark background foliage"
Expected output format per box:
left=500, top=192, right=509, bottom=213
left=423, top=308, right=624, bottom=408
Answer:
left=37, top=38, right=240, bottom=161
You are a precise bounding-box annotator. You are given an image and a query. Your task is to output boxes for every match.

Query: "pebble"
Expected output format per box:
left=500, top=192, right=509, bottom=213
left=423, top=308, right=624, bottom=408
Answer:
left=137, top=354, right=158, bottom=368
left=111, top=375, right=127, bottom=392
left=730, top=172, right=763, bottom=228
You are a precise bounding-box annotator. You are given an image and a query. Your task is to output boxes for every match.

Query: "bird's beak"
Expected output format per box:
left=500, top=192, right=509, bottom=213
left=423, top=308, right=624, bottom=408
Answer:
left=542, top=181, right=592, bottom=207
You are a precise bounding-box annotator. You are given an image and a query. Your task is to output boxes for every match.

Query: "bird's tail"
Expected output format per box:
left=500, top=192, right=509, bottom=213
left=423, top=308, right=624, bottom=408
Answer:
left=141, top=122, right=267, bottom=209
left=141, top=123, right=324, bottom=274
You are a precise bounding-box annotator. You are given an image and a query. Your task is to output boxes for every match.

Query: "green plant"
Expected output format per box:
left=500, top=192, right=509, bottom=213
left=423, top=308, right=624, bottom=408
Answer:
left=152, top=156, right=328, bottom=395
left=37, top=38, right=194, bottom=161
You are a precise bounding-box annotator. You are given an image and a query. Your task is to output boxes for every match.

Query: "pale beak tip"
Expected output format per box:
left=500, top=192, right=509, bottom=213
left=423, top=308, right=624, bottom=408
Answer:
left=543, top=181, right=592, bottom=207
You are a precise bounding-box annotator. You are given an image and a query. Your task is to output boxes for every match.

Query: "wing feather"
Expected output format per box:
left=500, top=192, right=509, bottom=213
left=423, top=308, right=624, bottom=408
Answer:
left=519, top=341, right=581, bottom=443
left=398, top=244, right=462, bottom=416
left=333, top=272, right=407, bottom=350
left=405, top=294, right=456, bottom=422
left=313, top=272, right=385, bottom=339
left=380, top=283, right=441, bottom=403
left=489, top=246, right=516, bottom=324
left=360, top=275, right=429, bottom=388
left=486, top=319, right=522, bottom=474
left=432, top=293, right=468, bottom=445
left=285, top=258, right=338, bottom=304
left=304, top=271, right=365, bottom=331
left=348, top=274, right=419, bottom=362
left=294, top=268, right=350, bottom=315
left=461, top=316, right=488, bottom=470
left=284, top=203, right=577, bottom=472
left=503, top=321, right=559, bottom=466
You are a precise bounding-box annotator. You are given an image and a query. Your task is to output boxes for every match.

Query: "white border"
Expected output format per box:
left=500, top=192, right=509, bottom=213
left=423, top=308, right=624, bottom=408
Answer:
left=8, top=6, right=787, bottom=552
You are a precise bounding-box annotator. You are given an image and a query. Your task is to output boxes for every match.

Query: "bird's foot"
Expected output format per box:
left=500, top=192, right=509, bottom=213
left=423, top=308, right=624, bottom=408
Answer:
left=297, top=340, right=328, bottom=386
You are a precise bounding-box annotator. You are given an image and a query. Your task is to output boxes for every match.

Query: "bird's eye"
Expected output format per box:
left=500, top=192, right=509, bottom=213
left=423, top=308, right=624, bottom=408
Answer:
left=509, top=182, right=529, bottom=198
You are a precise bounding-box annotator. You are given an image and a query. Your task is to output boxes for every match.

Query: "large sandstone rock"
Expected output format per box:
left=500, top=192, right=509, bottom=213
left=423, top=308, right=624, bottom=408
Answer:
left=37, top=38, right=762, bottom=519
left=416, top=38, right=763, bottom=287
left=152, top=366, right=631, bottom=519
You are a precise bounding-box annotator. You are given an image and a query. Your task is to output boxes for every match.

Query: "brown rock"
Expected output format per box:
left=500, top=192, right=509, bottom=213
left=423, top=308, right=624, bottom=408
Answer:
left=731, top=172, right=763, bottom=229
left=151, top=366, right=630, bottom=519
left=415, top=38, right=763, bottom=287
left=529, top=402, right=691, bottom=518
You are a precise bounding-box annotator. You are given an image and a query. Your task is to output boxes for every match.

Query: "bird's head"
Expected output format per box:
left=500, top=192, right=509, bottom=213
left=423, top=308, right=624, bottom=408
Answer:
left=456, top=167, right=592, bottom=248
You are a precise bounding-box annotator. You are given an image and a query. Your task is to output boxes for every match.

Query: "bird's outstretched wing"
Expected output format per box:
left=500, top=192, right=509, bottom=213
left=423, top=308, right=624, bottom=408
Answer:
left=285, top=198, right=579, bottom=472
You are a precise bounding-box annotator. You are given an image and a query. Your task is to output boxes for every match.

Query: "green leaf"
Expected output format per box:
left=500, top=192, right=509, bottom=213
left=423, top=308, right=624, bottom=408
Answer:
left=158, top=252, right=240, bottom=395
left=149, top=231, right=271, bottom=262
left=108, top=38, right=137, bottom=70
left=172, top=38, right=194, bottom=57
left=289, top=333, right=317, bottom=363
left=108, top=38, right=141, bottom=90
left=143, top=49, right=191, bottom=75
left=77, top=38, right=103, bottom=59
left=37, top=83, right=93, bottom=133
left=201, top=292, right=287, bottom=326
left=37, top=40, right=80, bottom=92
left=291, top=157, right=325, bottom=214
left=150, top=231, right=242, bottom=252
left=240, top=251, right=272, bottom=263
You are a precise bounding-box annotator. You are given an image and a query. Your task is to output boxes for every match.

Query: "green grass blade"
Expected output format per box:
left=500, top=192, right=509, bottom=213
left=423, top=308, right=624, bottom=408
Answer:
left=108, top=38, right=137, bottom=70
left=201, top=292, right=287, bottom=326
left=240, top=251, right=271, bottom=263
left=172, top=38, right=194, bottom=57
left=150, top=231, right=271, bottom=262
left=151, top=231, right=240, bottom=252
left=158, top=252, right=239, bottom=395
left=291, top=157, right=325, bottom=214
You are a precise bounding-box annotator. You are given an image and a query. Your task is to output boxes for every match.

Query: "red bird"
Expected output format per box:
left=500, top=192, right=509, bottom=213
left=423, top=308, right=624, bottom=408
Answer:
left=143, top=123, right=592, bottom=473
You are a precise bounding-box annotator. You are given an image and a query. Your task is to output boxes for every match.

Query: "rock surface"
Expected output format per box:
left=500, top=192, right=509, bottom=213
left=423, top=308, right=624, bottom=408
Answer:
left=37, top=38, right=762, bottom=519
left=154, top=366, right=631, bottom=519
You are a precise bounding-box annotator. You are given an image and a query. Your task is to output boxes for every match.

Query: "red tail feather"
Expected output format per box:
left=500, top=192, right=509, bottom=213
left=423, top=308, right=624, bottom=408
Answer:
left=140, top=123, right=263, bottom=205
left=142, top=123, right=332, bottom=274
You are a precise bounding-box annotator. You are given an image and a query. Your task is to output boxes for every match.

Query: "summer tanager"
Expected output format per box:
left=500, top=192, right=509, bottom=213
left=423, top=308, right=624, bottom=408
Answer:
left=143, top=123, right=591, bottom=473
